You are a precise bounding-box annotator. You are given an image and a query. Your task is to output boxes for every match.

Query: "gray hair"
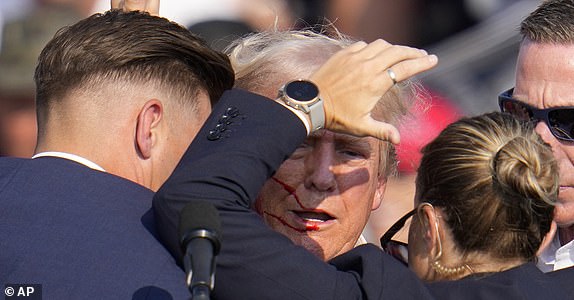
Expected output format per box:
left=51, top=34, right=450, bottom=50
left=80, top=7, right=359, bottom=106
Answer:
left=225, top=29, right=425, bottom=177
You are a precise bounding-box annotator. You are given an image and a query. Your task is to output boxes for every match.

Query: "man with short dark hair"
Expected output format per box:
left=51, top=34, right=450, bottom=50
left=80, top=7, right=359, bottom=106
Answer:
left=0, top=8, right=234, bottom=298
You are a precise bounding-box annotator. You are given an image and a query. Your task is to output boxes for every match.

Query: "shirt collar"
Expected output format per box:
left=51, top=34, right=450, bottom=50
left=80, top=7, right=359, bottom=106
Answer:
left=355, top=234, right=368, bottom=247
left=537, top=233, right=574, bottom=272
left=32, top=151, right=106, bottom=172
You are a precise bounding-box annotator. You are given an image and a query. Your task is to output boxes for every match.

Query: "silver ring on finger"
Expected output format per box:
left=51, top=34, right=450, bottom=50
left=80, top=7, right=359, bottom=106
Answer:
left=387, top=68, right=397, bottom=85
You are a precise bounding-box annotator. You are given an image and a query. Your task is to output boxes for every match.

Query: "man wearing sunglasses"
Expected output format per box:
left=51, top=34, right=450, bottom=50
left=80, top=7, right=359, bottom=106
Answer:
left=498, top=0, right=574, bottom=274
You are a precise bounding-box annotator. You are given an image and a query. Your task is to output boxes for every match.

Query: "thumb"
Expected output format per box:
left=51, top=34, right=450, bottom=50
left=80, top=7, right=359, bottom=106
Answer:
left=358, top=119, right=401, bottom=144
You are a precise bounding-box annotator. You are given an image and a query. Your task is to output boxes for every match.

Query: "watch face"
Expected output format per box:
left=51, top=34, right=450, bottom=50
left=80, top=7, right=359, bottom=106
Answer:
left=285, top=80, right=319, bottom=102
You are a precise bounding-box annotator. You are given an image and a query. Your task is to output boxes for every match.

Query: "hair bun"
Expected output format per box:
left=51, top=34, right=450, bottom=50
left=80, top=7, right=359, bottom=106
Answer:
left=491, top=135, right=557, bottom=207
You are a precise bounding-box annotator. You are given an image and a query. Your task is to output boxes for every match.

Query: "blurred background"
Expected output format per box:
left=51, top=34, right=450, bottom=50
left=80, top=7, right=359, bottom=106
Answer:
left=0, top=0, right=540, bottom=244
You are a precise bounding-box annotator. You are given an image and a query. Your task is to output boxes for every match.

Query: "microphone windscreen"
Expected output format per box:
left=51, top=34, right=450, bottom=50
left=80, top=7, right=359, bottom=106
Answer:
left=179, top=201, right=222, bottom=241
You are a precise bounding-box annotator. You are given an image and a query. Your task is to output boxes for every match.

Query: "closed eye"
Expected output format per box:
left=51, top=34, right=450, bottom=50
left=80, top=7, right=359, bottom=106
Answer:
left=290, top=143, right=311, bottom=160
left=337, top=148, right=369, bottom=161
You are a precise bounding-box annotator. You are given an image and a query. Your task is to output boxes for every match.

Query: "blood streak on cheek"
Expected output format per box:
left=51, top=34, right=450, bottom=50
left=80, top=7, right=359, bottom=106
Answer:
left=271, top=177, right=308, bottom=209
left=264, top=212, right=306, bottom=233
left=269, top=177, right=320, bottom=232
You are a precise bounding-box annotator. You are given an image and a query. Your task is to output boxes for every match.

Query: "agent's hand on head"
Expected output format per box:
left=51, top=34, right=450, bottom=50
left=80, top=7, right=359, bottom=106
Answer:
left=310, top=39, right=438, bottom=143
left=111, top=0, right=160, bottom=15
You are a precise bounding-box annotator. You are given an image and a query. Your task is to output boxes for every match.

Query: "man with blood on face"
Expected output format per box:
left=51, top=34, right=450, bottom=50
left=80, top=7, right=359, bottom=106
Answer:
left=225, top=30, right=418, bottom=260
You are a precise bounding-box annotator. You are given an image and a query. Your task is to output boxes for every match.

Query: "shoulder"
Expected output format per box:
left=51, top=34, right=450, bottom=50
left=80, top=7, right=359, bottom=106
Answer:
left=0, top=157, right=189, bottom=299
left=0, top=156, right=27, bottom=181
left=547, top=266, right=574, bottom=296
left=427, top=263, right=569, bottom=299
left=330, top=244, right=434, bottom=299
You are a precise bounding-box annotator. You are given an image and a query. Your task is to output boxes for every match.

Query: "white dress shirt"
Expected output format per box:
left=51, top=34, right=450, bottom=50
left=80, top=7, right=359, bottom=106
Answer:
left=537, top=233, right=574, bottom=273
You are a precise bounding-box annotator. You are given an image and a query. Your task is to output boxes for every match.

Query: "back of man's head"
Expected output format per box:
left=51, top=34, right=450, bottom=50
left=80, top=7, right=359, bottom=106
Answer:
left=35, top=9, right=234, bottom=130
left=33, top=10, right=234, bottom=189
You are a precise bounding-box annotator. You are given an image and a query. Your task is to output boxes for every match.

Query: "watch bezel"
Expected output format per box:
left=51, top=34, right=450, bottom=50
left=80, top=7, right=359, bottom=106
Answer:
left=280, top=80, right=321, bottom=112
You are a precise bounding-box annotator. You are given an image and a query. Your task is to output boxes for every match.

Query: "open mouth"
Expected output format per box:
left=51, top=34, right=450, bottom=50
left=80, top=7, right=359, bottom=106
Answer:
left=294, top=211, right=335, bottom=222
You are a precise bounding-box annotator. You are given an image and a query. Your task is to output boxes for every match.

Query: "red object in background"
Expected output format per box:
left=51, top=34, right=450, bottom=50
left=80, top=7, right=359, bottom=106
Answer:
left=396, top=92, right=462, bottom=174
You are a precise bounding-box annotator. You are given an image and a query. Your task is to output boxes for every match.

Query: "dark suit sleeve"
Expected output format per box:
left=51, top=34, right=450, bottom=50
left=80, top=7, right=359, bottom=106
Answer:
left=153, top=89, right=433, bottom=299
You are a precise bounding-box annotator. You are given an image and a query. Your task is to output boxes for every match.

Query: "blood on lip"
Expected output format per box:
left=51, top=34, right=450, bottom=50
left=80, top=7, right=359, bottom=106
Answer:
left=264, top=212, right=320, bottom=232
left=306, top=223, right=320, bottom=231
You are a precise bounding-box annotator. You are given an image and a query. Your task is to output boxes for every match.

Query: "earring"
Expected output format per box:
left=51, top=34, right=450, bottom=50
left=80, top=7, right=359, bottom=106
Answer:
left=420, top=202, right=473, bottom=277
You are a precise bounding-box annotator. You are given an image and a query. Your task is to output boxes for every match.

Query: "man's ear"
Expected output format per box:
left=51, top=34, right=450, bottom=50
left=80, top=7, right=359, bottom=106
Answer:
left=537, top=220, right=557, bottom=256
left=371, top=177, right=387, bottom=210
left=135, top=99, right=163, bottom=159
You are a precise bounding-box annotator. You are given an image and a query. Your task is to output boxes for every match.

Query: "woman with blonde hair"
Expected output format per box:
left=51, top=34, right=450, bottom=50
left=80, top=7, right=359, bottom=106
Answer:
left=381, top=112, right=570, bottom=298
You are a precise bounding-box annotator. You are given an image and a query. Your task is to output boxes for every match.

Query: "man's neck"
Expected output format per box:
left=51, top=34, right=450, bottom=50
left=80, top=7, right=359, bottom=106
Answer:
left=559, top=225, right=574, bottom=245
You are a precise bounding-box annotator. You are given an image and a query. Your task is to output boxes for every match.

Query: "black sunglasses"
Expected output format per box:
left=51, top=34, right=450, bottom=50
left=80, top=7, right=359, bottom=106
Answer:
left=498, top=88, right=574, bottom=142
left=380, top=209, right=415, bottom=266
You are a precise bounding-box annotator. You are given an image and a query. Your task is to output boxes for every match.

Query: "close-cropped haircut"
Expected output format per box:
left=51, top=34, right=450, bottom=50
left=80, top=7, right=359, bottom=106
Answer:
left=520, top=0, right=574, bottom=43
left=35, top=9, right=234, bottom=115
left=416, top=112, right=558, bottom=262
left=225, top=29, right=424, bottom=177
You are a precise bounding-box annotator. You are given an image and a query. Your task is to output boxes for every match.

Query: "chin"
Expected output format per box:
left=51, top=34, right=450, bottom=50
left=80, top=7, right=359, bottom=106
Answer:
left=554, top=201, right=574, bottom=227
left=298, top=239, right=328, bottom=260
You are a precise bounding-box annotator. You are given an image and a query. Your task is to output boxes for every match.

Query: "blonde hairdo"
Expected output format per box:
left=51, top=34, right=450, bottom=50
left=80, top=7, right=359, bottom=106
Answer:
left=416, top=112, right=557, bottom=261
left=225, top=29, right=425, bottom=177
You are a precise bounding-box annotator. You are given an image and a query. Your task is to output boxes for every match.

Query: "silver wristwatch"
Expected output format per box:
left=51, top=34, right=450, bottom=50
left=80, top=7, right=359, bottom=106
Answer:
left=278, top=80, right=325, bottom=131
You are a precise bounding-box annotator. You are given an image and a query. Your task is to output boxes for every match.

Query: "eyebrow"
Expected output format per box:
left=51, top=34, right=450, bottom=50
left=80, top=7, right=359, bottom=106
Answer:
left=307, top=131, right=373, bottom=150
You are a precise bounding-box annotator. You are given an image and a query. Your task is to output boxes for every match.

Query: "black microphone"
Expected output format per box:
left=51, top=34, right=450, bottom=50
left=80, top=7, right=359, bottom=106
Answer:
left=179, top=201, right=222, bottom=300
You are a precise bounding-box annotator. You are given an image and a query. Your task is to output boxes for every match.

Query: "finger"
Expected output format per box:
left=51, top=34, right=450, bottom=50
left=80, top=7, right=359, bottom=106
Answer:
left=144, top=0, right=160, bottom=15
left=359, top=119, right=401, bottom=144
left=371, top=45, right=430, bottom=70
left=355, top=39, right=392, bottom=58
left=344, top=41, right=368, bottom=53
left=383, top=54, right=438, bottom=84
left=121, top=0, right=160, bottom=15
left=111, top=0, right=124, bottom=9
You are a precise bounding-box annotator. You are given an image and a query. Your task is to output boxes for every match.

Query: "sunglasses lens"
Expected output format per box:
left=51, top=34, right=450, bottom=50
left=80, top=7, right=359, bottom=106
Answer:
left=501, top=100, right=533, bottom=122
left=383, top=241, right=409, bottom=266
left=548, top=109, right=574, bottom=141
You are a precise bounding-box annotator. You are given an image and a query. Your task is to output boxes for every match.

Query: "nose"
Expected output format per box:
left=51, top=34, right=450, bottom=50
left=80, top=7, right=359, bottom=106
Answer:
left=304, top=146, right=337, bottom=192
left=535, top=121, right=560, bottom=148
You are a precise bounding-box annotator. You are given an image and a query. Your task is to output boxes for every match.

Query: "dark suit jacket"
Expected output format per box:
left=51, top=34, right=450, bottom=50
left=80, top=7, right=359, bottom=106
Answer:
left=154, top=89, right=571, bottom=299
left=427, top=263, right=570, bottom=299
left=548, top=266, right=574, bottom=297
left=0, top=156, right=189, bottom=299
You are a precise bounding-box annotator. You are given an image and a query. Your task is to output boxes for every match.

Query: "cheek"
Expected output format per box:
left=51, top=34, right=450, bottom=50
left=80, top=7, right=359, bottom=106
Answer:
left=336, top=162, right=375, bottom=190
left=256, top=182, right=282, bottom=213
left=339, top=169, right=378, bottom=209
left=275, top=159, right=306, bottom=182
left=560, top=145, right=574, bottom=167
